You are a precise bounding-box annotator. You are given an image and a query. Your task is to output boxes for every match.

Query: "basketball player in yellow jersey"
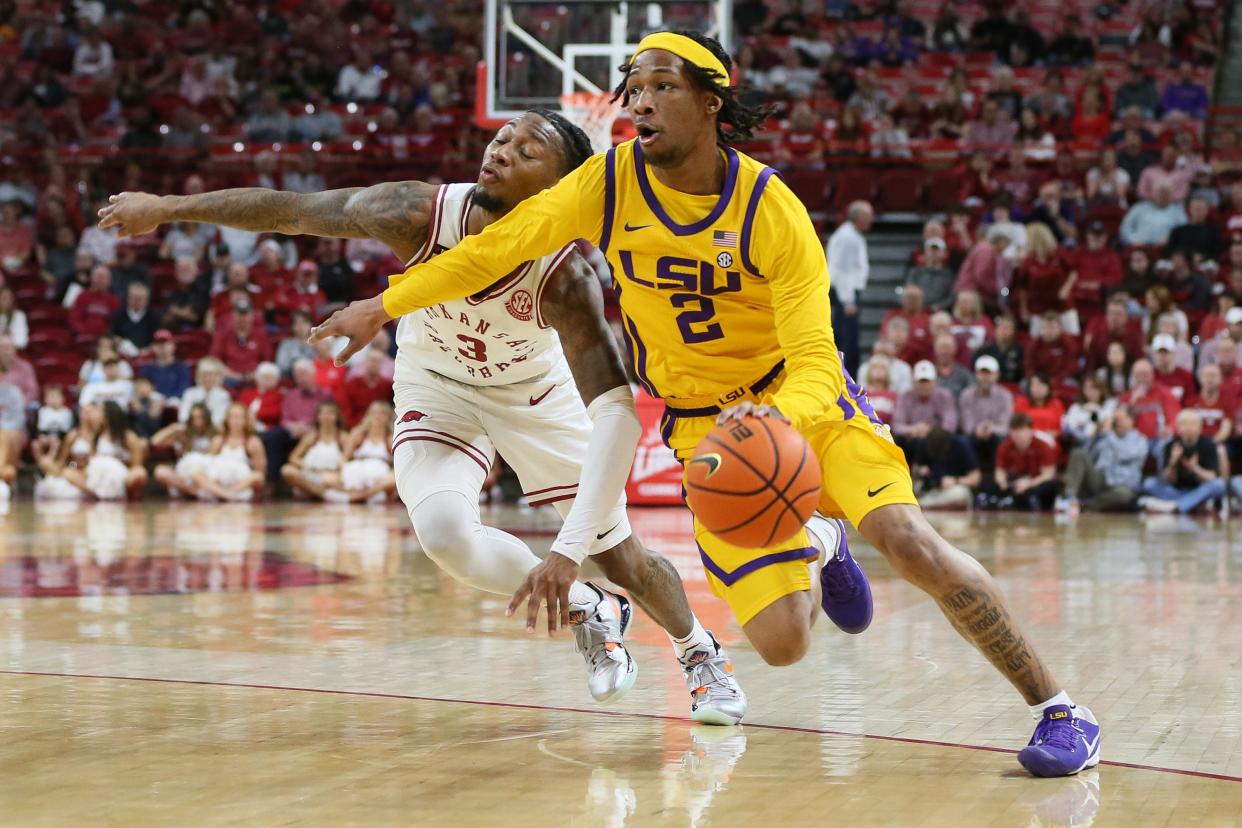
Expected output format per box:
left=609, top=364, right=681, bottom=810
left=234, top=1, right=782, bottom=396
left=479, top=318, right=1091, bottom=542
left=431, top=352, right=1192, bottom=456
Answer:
left=315, top=30, right=1101, bottom=777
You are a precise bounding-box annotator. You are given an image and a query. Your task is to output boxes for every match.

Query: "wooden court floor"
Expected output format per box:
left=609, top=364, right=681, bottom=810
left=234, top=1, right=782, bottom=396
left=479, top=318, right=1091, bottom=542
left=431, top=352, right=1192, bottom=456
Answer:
left=0, top=500, right=1239, bottom=827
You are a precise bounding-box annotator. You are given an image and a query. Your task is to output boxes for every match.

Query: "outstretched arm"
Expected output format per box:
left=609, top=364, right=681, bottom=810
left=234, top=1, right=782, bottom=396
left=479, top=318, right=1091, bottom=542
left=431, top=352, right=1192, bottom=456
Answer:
left=98, top=181, right=438, bottom=263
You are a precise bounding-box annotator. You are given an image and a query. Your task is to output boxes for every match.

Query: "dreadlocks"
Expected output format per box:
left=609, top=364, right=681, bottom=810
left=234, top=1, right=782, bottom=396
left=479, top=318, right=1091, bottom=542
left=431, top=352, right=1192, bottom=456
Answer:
left=530, top=108, right=596, bottom=173
left=610, top=30, right=771, bottom=144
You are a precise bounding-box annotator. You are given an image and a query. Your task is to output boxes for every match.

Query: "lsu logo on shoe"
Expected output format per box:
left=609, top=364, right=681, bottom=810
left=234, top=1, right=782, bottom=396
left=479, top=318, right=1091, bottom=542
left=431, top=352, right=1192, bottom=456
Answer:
left=1050, top=710, right=1070, bottom=720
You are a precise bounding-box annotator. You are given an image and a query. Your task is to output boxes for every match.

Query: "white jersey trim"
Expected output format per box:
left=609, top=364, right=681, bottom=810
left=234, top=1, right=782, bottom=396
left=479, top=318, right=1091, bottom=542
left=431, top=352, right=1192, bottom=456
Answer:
left=404, top=184, right=448, bottom=267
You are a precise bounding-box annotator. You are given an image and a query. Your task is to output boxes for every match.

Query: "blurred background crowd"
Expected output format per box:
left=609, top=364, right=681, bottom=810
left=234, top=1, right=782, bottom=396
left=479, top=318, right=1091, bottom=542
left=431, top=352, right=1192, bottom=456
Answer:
left=0, top=0, right=1238, bottom=515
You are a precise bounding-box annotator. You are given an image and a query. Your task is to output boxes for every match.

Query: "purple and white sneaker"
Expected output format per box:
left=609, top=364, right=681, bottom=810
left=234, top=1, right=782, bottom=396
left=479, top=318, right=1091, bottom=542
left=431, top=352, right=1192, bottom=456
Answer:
left=808, top=515, right=873, bottom=634
left=1019, top=704, right=1101, bottom=777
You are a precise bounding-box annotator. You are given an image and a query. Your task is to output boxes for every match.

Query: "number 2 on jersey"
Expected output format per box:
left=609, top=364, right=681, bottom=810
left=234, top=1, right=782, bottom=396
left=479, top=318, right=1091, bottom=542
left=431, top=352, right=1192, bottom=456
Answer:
left=457, top=334, right=487, bottom=362
left=672, top=293, right=723, bottom=344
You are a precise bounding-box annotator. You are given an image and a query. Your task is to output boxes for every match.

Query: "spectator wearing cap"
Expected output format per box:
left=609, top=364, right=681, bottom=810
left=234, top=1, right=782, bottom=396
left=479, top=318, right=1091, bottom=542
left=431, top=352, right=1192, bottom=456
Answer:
left=1187, top=363, right=1235, bottom=447
left=953, top=227, right=1011, bottom=314
left=1120, top=184, right=1188, bottom=247
left=210, top=298, right=271, bottom=386
left=826, top=201, right=873, bottom=376
left=1069, top=223, right=1124, bottom=328
left=1024, top=313, right=1080, bottom=389
left=974, top=315, right=1025, bottom=386
left=271, top=260, right=328, bottom=329
left=1083, top=296, right=1144, bottom=372
left=958, top=355, right=1012, bottom=470
left=1166, top=197, right=1223, bottom=262
left=1138, top=147, right=1192, bottom=204
left=1162, top=62, right=1209, bottom=120
left=893, top=360, right=959, bottom=460
left=339, top=350, right=393, bottom=427
left=0, top=335, right=38, bottom=404
left=1059, top=404, right=1146, bottom=514
left=978, top=413, right=1060, bottom=511
left=1200, top=307, right=1242, bottom=368
left=904, top=239, right=955, bottom=311
left=110, top=281, right=160, bottom=353
left=1114, top=63, right=1160, bottom=120
left=69, top=264, right=122, bottom=339
left=1140, top=410, right=1227, bottom=514
left=139, top=330, right=192, bottom=404
left=881, top=284, right=930, bottom=344
left=1119, top=359, right=1180, bottom=444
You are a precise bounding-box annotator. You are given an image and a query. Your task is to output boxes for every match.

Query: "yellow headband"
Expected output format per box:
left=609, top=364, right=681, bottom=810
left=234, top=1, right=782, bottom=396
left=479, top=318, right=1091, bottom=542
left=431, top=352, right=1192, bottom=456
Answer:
left=629, top=32, right=729, bottom=86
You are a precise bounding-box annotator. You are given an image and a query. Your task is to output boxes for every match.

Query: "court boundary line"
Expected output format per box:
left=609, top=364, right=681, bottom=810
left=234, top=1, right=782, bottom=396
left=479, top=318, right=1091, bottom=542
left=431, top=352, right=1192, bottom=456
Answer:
left=2, top=668, right=1239, bottom=784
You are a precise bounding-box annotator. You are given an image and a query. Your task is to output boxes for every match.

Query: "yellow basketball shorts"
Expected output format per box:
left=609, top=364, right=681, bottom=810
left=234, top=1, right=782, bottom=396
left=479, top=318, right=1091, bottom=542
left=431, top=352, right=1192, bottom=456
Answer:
left=663, top=413, right=916, bottom=626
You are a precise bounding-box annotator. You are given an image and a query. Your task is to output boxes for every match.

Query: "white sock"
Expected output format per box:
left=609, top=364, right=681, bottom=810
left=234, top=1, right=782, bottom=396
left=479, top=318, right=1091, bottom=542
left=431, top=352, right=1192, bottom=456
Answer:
left=805, top=514, right=842, bottom=565
left=1029, top=690, right=1074, bottom=720
left=668, top=616, right=715, bottom=663
left=568, top=581, right=601, bottom=610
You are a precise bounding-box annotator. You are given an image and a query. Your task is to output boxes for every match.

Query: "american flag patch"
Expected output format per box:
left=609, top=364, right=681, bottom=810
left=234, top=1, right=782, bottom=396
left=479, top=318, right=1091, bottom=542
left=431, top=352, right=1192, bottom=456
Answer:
left=712, top=230, right=738, bottom=248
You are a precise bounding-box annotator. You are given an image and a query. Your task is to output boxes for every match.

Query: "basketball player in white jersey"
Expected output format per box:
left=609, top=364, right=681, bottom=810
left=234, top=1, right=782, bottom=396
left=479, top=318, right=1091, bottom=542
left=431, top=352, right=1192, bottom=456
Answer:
left=99, top=110, right=747, bottom=724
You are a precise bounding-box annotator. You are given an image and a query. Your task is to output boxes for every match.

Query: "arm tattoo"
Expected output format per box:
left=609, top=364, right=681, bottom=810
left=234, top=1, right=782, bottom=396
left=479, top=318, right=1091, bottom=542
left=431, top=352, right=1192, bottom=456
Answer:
left=540, top=250, right=631, bottom=406
left=168, top=181, right=438, bottom=263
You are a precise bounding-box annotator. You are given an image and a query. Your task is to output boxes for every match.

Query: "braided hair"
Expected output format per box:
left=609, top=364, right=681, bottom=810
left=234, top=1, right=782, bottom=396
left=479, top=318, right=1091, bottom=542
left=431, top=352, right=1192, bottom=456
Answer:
left=610, top=30, right=771, bottom=144
left=530, top=108, right=595, bottom=172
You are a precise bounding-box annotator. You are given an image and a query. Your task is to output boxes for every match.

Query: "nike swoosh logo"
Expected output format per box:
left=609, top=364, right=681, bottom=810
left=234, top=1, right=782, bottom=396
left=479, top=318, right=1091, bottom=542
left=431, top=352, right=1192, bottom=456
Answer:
left=596, top=521, right=621, bottom=540
left=624, top=222, right=651, bottom=232
left=529, top=386, right=554, bottom=406
left=689, top=453, right=722, bottom=478
left=1082, top=733, right=1100, bottom=755
left=867, top=482, right=896, bottom=497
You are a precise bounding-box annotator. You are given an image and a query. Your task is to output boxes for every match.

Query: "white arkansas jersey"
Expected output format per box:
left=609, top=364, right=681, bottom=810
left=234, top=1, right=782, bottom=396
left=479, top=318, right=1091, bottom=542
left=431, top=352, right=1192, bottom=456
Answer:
left=394, top=183, right=577, bottom=386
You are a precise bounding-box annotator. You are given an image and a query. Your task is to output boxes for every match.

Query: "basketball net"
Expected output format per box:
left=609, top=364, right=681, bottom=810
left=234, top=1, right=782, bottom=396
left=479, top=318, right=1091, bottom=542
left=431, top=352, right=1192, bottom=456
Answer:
left=559, top=92, right=628, bottom=153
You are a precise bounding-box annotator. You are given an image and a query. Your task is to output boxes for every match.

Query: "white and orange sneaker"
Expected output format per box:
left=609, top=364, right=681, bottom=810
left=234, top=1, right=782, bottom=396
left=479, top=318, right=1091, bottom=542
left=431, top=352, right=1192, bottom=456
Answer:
left=571, top=584, right=638, bottom=704
left=683, top=633, right=747, bottom=726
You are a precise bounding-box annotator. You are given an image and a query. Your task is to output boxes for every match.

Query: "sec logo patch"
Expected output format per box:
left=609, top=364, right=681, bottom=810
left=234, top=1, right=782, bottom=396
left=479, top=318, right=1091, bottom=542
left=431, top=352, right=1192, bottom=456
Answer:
left=507, top=289, right=534, bottom=321
left=716, top=251, right=734, bottom=268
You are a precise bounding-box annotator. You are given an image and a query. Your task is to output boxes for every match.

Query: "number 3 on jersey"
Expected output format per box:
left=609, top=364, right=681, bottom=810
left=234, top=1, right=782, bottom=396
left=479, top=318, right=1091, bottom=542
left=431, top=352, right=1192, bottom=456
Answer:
left=457, top=334, right=487, bottom=362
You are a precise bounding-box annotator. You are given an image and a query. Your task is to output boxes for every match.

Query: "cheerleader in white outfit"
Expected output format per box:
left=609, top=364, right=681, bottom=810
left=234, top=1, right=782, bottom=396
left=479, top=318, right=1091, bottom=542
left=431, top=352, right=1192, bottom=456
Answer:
left=194, top=402, right=266, bottom=501
left=35, top=402, right=148, bottom=500
left=334, top=401, right=396, bottom=504
left=152, top=402, right=217, bottom=497
left=281, top=401, right=346, bottom=500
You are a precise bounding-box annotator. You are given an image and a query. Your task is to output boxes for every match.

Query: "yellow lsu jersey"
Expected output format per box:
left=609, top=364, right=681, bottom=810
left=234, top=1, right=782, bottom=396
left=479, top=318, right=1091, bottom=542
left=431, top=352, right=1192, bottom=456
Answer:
left=383, top=139, right=852, bottom=431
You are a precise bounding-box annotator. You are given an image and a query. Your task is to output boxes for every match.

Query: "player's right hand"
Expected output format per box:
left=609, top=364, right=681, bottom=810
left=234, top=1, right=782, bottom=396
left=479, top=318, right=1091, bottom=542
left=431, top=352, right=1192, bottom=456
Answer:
left=717, top=401, right=788, bottom=425
left=97, top=192, right=168, bottom=238
left=507, top=552, right=580, bottom=636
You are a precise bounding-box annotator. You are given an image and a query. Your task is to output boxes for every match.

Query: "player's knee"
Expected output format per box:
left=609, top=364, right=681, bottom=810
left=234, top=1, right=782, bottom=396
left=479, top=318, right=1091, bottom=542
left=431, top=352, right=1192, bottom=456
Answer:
left=410, top=499, right=478, bottom=568
left=754, top=626, right=811, bottom=667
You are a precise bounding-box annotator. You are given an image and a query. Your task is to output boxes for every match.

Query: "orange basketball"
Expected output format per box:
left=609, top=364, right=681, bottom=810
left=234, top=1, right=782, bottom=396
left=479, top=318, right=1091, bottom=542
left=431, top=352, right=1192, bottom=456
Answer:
left=684, top=415, right=822, bottom=549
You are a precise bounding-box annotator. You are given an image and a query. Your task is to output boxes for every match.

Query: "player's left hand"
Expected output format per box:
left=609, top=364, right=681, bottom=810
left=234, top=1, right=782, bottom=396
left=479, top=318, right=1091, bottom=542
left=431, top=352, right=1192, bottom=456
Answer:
left=309, top=295, right=391, bottom=366
left=97, top=191, right=169, bottom=238
left=717, top=400, right=788, bottom=425
left=507, top=552, right=581, bottom=636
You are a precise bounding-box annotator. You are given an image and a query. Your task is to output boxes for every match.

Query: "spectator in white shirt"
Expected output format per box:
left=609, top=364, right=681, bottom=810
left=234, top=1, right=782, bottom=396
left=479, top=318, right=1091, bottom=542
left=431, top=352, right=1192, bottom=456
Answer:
left=336, top=50, right=383, bottom=102
left=826, top=200, right=874, bottom=375
left=72, top=27, right=114, bottom=77
left=79, top=358, right=134, bottom=408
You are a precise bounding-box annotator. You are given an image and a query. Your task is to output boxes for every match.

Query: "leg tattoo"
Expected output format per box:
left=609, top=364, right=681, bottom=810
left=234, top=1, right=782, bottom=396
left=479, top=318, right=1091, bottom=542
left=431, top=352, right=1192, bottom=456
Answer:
left=938, top=577, right=1059, bottom=705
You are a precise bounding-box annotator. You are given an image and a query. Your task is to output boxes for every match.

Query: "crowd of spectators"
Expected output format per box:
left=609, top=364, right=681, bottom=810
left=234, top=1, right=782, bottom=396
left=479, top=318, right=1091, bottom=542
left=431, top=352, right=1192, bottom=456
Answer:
left=0, top=0, right=1237, bottom=514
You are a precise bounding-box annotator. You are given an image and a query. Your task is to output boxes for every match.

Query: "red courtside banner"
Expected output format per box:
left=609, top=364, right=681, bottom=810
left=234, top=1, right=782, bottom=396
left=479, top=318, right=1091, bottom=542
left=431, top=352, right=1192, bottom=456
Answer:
left=626, top=390, right=685, bottom=505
